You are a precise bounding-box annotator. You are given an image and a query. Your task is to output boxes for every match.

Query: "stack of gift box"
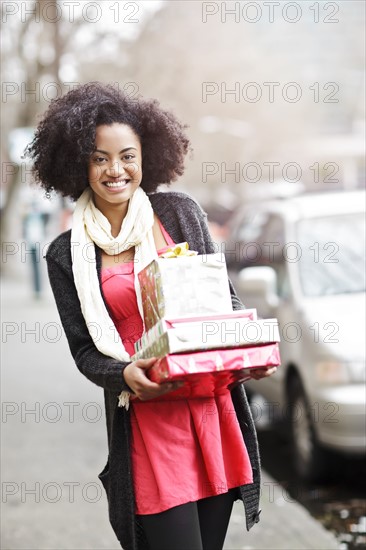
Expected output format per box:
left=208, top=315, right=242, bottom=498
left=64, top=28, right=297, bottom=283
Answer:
left=132, top=244, right=281, bottom=401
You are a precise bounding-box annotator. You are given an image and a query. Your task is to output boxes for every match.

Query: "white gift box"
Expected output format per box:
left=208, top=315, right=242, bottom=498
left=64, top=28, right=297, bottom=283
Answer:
left=139, top=252, right=233, bottom=331
left=133, top=310, right=280, bottom=359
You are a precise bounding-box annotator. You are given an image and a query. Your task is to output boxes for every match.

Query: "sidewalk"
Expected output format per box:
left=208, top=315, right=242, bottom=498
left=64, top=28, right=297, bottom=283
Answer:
left=1, top=274, right=339, bottom=550
left=225, top=471, right=339, bottom=549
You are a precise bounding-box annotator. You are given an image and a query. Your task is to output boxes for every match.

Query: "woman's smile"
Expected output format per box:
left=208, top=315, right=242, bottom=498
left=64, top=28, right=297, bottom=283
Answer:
left=104, top=179, right=130, bottom=188
left=103, top=178, right=132, bottom=191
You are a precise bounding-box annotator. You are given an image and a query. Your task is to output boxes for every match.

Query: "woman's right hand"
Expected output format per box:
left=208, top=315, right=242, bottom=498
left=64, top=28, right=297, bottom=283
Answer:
left=123, top=357, right=183, bottom=401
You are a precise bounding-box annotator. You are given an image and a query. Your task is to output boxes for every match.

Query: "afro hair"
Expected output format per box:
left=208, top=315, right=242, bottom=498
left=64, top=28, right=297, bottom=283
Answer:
left=26, top=82, right=191, bottom=200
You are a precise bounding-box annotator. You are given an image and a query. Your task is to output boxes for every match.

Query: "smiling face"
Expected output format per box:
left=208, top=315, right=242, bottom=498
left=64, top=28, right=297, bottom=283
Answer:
left=88, top=123, right=142, bottom=217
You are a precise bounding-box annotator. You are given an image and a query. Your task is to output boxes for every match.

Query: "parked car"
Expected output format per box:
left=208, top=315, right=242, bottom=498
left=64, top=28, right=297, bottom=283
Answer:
left=226, top=190, right=366, bottom=480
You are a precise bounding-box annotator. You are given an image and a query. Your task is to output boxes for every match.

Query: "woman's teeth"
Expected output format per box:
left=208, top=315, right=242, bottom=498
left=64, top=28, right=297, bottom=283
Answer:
left=105, top=181, right=128, bottom=188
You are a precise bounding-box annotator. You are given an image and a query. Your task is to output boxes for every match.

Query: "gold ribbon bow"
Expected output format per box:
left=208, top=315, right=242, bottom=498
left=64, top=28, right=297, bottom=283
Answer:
left=160, top=242, right=198, bottom=258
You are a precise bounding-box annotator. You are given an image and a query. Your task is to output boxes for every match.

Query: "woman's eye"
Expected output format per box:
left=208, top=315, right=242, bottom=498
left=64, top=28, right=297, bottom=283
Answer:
left=124, top=154, right=135, bottom=161
left=93, top=157, right=107, bottom=164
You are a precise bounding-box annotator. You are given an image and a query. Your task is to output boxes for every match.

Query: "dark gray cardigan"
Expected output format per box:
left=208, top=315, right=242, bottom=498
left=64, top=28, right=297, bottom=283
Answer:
left=45, top=191, right=261, bottom=550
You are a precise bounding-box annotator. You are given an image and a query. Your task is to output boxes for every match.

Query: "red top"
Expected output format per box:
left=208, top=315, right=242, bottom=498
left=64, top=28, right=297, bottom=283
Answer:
left=101, top=220, right=253, bottom=515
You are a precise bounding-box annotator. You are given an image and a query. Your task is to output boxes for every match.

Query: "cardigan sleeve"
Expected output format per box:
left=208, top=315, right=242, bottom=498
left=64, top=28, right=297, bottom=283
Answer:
left=46, top=252, right=132, bottom=394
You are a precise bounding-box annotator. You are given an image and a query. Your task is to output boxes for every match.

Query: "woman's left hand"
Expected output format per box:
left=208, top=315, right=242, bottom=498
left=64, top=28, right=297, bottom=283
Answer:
left=250, top=366, right=278, bottom=380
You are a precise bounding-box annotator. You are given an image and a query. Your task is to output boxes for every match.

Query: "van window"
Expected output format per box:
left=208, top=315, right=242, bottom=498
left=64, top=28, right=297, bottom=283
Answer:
left=237, top=212, right=269, bottom=242
left=260, top=215, right=286, bottom=264
left=296, top=213, right=365, bottom=296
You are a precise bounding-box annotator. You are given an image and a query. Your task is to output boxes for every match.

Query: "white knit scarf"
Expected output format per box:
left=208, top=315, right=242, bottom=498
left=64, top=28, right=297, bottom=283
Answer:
left=71, top=186, right=157, bottom=409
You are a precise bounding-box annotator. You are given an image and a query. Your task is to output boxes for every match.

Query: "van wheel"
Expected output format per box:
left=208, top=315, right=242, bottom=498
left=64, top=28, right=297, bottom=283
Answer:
left=288, top=377, right=329, bottom=482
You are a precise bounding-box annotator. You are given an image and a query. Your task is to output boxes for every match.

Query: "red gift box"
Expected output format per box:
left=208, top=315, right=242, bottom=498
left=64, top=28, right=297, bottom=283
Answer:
left=134, top=343, right=280, bottom=402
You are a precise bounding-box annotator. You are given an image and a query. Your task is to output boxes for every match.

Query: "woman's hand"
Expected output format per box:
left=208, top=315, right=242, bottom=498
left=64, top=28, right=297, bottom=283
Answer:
left=250, top=366, right=278, bottom=380
left=123, top=357, right=183, bottom=401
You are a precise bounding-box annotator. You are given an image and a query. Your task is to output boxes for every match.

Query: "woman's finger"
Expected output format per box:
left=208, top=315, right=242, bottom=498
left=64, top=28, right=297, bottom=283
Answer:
left=138, top=380, right=184, bottom=401
left=135, top=357, right=158, bottom=370
left=250, top=366, right=278, bottom=380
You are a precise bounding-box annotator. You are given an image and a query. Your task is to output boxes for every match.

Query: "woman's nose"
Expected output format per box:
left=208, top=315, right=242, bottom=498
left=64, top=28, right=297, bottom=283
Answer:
left=106, top=160, right=126, bottom=176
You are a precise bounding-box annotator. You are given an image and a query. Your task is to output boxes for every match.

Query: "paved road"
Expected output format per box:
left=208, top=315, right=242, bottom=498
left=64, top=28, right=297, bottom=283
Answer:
left=1, top=269, right=340, bottom=550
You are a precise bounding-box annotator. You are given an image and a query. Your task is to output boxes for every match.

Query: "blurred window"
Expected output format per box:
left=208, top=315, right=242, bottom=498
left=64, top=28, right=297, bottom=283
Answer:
left=278, top=268, right=291, bottom=300
left=261, top=215, right=286, bottom=258
left=237, top=212, right=269, bottom=242
left=296, top=213, right=365, bottom=297
left=259, top=215, right=288, bottom=297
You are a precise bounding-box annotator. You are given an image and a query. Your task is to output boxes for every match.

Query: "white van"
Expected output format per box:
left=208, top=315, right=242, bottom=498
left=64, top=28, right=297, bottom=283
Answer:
left=226, top=190, right=366, bottom=480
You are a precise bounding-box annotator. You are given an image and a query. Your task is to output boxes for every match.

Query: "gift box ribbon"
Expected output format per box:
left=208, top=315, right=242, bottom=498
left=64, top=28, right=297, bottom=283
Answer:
left=160, top=242, right=198, bottom=258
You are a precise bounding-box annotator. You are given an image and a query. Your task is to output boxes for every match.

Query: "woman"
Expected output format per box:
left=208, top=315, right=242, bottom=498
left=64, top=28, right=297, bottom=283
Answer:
left=26, top=82, right=276, bottom=550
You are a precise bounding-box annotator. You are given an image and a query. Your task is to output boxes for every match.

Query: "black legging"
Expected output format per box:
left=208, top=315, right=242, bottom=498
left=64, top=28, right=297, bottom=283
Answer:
left=138, top=489, right=236, bottom=550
